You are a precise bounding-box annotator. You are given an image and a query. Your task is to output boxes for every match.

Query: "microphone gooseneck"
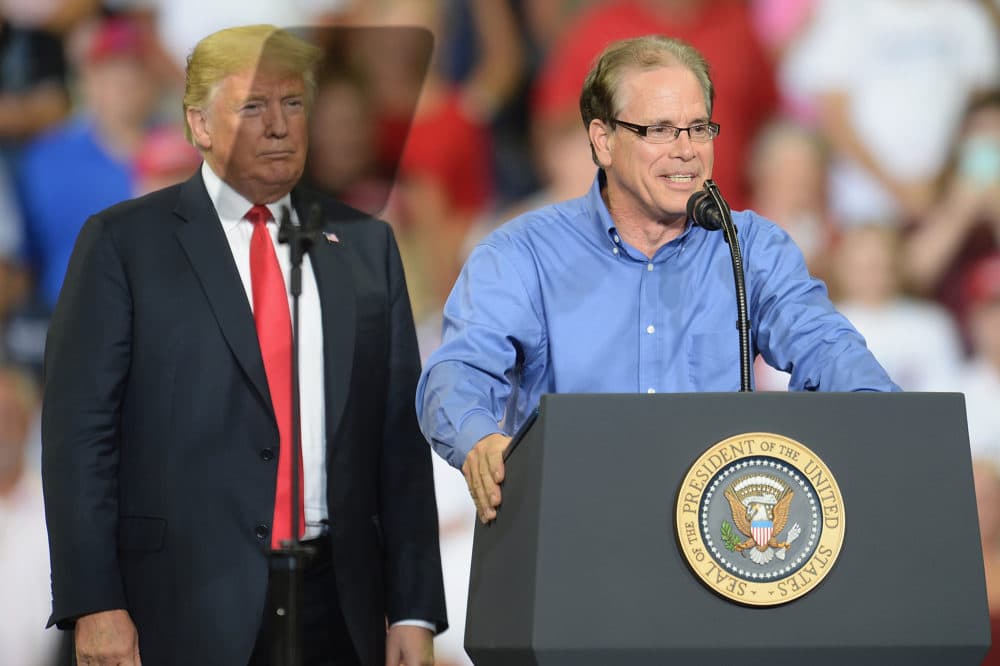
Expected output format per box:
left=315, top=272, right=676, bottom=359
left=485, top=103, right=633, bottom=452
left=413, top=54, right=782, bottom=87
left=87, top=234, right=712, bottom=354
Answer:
left=686, top=180, right=752, bottom=392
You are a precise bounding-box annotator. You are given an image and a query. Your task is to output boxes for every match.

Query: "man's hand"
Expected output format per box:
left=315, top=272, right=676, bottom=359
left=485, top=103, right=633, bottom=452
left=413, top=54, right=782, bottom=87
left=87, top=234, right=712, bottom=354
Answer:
left=385, top=624, right=433, bottom=666
left=462, top=433, right=511, bottom=524
left=75, top=609, right=141, bottom=665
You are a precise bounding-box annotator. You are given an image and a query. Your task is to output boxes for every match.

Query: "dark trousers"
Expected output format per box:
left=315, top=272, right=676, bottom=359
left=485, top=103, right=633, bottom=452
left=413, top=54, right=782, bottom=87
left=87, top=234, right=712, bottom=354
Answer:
left=248, top=536, right=361, bottom=666
left=66, top=540, right=360, bottom=666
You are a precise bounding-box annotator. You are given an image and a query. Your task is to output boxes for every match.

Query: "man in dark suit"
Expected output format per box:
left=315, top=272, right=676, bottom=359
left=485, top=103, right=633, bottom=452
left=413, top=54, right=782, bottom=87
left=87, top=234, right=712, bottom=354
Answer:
left=41, top=24, right=446, bottom=666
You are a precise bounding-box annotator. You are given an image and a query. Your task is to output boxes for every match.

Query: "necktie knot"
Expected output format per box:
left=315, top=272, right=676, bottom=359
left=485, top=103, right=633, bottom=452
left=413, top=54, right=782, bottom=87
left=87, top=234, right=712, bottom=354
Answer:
left=246, top=204, right=273, bottom=227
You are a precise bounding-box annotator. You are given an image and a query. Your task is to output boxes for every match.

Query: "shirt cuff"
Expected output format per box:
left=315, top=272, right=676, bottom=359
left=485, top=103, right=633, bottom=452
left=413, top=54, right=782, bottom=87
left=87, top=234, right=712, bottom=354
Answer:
left=390, top=619, right=437, bottom=632
left=454, top=412, right=503, bottom=467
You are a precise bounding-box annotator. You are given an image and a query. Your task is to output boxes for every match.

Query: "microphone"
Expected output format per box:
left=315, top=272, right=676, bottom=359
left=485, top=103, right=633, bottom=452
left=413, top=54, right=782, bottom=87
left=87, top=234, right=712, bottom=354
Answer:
left=686, top=180, right=729, bottom=232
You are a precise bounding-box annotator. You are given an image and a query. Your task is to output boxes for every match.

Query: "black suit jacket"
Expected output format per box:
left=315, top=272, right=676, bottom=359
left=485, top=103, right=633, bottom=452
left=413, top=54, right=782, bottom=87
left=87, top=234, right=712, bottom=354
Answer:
left=41, top=171, right=447, bottom=666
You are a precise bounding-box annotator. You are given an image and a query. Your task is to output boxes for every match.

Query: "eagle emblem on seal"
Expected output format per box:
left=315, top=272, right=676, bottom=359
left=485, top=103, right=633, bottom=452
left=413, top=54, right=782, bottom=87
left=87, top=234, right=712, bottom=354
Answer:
left=722, top=474, right=802, bottom=565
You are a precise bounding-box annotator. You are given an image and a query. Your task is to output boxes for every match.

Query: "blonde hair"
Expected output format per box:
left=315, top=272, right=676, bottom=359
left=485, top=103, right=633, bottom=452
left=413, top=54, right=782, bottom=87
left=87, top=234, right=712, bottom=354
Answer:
left=580, top=35, right=714, bottom=164
left=183, top=24, right=323, bottom=143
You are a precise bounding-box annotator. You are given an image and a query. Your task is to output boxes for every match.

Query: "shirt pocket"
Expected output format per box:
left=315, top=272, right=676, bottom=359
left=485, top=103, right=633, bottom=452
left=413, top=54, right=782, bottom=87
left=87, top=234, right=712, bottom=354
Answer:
left=689, top=331, right=740, bottom=390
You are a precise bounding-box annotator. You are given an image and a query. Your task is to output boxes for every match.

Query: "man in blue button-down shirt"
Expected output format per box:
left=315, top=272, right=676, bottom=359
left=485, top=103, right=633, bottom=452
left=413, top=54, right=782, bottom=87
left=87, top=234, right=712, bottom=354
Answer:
left=416, top=35, right=898, bottom=524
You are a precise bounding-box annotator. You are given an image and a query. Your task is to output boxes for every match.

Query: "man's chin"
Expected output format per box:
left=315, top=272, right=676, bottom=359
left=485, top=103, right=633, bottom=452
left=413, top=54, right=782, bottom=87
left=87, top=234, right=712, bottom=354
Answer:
left=260, top=166, right=304, bottom=189
left=653, top=195, right=692, bottom=222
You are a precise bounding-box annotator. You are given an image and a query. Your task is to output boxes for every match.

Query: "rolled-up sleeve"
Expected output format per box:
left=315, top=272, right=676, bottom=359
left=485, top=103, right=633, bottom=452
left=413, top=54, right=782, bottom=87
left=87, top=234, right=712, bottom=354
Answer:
left=416, top=241, right=545, bottom=468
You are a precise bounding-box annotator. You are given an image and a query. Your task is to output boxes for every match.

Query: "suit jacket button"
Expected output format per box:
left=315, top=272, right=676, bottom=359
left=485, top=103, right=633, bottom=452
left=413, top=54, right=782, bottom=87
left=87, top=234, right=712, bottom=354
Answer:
left=255, top=524, right=270, bottom=540
left=260, top=448, right=275, bottom=462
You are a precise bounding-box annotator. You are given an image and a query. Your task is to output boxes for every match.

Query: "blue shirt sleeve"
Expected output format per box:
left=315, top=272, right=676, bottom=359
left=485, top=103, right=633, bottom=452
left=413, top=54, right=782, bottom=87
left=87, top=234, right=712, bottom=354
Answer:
left=745, top=216, right=900, bottom=392
left=416, top=240, right=546, bottom=468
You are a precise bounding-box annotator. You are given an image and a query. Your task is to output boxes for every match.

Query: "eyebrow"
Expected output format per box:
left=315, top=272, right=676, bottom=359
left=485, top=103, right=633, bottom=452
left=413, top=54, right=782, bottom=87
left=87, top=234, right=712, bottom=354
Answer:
left=648, top=116, right=711, bottom=126
left=240, top=89, right=305, bottom=104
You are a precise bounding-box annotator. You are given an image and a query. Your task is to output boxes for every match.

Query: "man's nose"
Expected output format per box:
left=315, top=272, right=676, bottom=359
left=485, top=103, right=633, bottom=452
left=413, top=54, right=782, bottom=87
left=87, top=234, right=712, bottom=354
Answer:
left=670, top=131, right=696, bottom=159
left=264, top=104, right=289, bottom=138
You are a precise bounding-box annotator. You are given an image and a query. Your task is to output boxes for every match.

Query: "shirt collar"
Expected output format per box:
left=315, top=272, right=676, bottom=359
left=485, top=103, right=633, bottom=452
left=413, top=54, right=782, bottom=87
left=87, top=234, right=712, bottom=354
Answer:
left=200, top=161, right=293, bottom=231
left=586, top=169, right=618, bottom=246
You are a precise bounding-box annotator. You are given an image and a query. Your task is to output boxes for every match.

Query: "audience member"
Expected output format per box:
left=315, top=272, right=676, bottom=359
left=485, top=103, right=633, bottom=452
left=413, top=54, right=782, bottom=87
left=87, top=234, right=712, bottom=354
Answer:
left=754, top=0, right=822, bottom=124
left=0, top=367, right=58, bottom=666
left=785, top=0, right=1000, bottom=224
left=0, top=16, right=70, bottom=149
left=0, top=159, right=43, bottom=375
left=755, top=223, right=965, bottom=392
left=413, top=84, right=598, bottom=366
left=348, top=0, right=522, bottom=320
left=132, top=123, right=200, bottom=195
left=974, top=459, right=1000, bottom=666
left=107, top=0, right=346, bottom=79
left=749, top=0, right=816, bottom=61
left=747, top=119, right=834, bottom=279
left=18, top=15, right=158, bottom=309
left=904, top=90, right=1000, bottom=325
left=0, top=158, right=24, bottom=273
left=829, top=225, right=964, bottom=391
left=0, top=0, right=99, bottom=34
left=433, top=0, right=541, bottom=204
left=532, top=0, right=778, bottom=210
left=957, top=253, right=1000, bottom=462
left=305, top=69, right=391, bottom=215
left=519, top=0, right=598, bottom=53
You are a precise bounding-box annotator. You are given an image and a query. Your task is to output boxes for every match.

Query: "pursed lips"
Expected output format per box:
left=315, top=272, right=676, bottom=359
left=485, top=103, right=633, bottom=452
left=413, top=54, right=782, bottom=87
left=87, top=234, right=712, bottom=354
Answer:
left=259, top=149, right=295, bottom=158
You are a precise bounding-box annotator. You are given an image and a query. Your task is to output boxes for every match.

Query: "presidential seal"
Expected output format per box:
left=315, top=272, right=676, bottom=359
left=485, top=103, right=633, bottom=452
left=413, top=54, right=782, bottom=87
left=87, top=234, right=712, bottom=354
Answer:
left=675, top=433, right=845, bottom=606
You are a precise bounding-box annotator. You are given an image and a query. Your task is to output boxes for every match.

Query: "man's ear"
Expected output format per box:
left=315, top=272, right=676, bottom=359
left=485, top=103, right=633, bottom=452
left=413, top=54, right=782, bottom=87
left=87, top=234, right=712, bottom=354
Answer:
left=186, top=107, right=211, bottom=151
left=588, top=118, right=613, bottom=168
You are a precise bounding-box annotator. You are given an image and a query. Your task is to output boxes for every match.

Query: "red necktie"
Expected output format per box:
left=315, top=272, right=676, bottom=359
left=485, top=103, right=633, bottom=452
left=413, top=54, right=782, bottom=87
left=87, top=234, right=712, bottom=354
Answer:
left=247, top=204, right=304, bottom=547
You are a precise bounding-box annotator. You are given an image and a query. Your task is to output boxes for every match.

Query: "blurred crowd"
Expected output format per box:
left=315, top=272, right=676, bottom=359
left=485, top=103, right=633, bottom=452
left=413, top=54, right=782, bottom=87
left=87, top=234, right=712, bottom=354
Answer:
left=1, top=1, right=999, bottom=664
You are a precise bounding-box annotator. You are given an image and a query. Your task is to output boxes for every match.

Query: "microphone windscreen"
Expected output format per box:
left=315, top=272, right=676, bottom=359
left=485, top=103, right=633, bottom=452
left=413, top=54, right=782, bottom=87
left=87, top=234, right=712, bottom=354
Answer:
left=687, top=190, right=723, bottom=231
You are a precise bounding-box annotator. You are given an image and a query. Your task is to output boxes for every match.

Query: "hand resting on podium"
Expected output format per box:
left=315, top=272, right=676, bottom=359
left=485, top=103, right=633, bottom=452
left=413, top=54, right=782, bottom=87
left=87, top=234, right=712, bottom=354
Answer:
left=463, top=433, right=512, bottom=524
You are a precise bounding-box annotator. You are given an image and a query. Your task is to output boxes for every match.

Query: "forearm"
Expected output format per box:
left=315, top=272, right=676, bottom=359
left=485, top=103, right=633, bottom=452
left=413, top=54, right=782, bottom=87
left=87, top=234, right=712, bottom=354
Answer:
left=462, top=0, right=525, bottom=119
left=903, top=186, right=989, bottom=292
left=818, top=92, right=918, bottom=204
left=417, top=361, right=504, bottom=468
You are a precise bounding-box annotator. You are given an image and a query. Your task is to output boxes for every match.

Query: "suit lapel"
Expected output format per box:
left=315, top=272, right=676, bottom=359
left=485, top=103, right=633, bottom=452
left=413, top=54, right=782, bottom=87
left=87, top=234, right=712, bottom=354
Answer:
left=293, top=190, right=356, bottom=437
left=173, top=172, right=273, bottom=412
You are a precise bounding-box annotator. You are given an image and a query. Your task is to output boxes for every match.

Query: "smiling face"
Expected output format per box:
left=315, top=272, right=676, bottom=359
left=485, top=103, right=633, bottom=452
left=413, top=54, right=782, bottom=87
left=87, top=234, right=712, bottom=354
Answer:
left=187, top=65, right=308, bottom=203
left=590, top=64, right=714, bottom=230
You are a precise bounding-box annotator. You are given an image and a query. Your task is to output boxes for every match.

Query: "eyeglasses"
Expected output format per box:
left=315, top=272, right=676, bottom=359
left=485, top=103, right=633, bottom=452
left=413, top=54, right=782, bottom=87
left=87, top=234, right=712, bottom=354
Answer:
left=612, top=118, right=720, bottom=144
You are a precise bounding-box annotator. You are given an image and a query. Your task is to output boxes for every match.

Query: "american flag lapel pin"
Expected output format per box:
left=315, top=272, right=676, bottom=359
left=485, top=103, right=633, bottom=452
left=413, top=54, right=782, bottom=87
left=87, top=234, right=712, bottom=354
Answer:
left=323, top=231, right=340, bottom=244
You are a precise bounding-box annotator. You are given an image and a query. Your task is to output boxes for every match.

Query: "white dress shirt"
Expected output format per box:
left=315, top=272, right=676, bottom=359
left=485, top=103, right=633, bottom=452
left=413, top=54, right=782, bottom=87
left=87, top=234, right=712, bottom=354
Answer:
left=202, top=162, right=327, bottom=539
left=201, top=164, right=433, bottom=631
